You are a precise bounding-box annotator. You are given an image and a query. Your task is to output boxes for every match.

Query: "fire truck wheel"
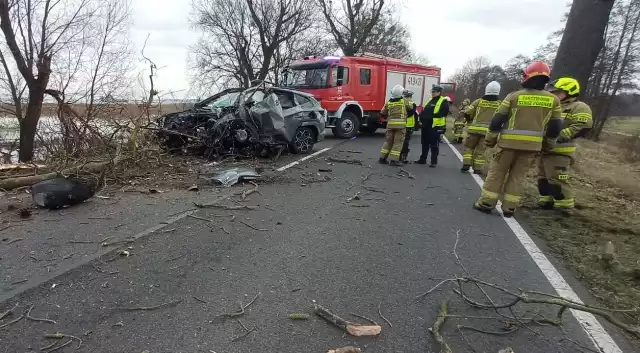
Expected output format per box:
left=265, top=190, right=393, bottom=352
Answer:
left=332, top=111, right=360, bottom=138
left=359, top=125, right=378, bottom=134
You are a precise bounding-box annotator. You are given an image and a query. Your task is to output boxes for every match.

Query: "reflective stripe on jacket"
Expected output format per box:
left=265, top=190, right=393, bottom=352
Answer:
left=381, top=99, right=408, bottom=129
left=548, top=99, right=593, bottom=156
left=465, top=98, right=501, bottom=135
left=405, top=98, right=416, bottom=128
left=491, top=89, right=563, bottom=151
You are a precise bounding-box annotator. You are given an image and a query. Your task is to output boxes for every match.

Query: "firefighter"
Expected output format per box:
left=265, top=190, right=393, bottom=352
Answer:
left=473, top=61, right=563, bottom=217
left=416, top=85, right=449, bottom=167
left=461, top=81, right=502, bottom=175
left=537, top=77, right=593, bottom=210
left=379, top=85, right=412, bottom=166
left=452, top=98, right=468, bottom=144
left=400, top=90, right=418, bottom=164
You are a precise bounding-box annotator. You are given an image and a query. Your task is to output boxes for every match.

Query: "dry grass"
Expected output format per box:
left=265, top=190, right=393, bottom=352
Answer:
left=446, top=116, right=640, bottom=333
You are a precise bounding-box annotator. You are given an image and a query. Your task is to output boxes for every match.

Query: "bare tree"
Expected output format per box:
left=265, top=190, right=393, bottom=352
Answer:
left=316, top=0, right=386, bottom=56
left=190, top=0, right=315, bottom=89
left=552, top=0, right=616, bottom=90
left=0, top=0, right=99, bottom=161
left=450, top=56, right=504, bottom=100
left=359, top=5, right=411, bottom=59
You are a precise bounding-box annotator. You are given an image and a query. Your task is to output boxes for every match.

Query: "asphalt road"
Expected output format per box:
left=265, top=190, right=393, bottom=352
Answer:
left=0, top=131, right=636, bottom=353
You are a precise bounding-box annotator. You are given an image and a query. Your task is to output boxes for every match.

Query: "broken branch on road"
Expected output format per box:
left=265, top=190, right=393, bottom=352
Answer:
left=240, top=220, right=269, bottom=232
left=0, top=303, right=19, bottom=321
left=217, top=292, right=260, bottom=319
left=314, top=303, right=382, bottom=337
left=429, top=301, right=453, bottom=353
left=326, top=157, right=363, bottom=165
left=43, top=332, right=83, bottom=350
left=116, top=299, right=182, bottom=312
left=193, top=202, right=257, bottom=210
left=26, top=305, right=57, bottom=324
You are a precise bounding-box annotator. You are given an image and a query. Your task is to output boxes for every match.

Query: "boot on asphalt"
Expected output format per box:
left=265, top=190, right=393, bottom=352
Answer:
left=473, top=202, right=493, bottom=214
left=502, top=208, right=516, bottom=218
left=389, top=160, right=401, bottom=167
left=378, top=158, right=388, bottom=164
left=473, top=168, right=483, bottom=175
left=415, top=159, right=427, bottom=165
left=461, top=165, right=471, bottom=172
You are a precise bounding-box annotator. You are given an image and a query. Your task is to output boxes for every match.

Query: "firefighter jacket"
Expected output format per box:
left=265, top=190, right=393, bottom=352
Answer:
left=419, top=96, right=449, bottom=129
left=381, top=97, right=413, bottom=130
left=547, top=98, right=593, bottom=157
left=405, top=98, right=417, bottom=128
left=486, top=89, right=563, bottom=152
left=464, top=97, right=501, bottom=135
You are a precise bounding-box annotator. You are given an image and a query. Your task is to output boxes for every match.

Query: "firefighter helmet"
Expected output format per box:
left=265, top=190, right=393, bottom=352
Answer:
left=485, top=81, right=501, bottom=96
left=402, top=89, right=414, bottom=97
left=548, top=77, right=580, bottom=96
left=522, top=61, right=551, bottom=82
left=462, top=98, right=471, bottom=106
left=391, top=85, right=404, bottom=99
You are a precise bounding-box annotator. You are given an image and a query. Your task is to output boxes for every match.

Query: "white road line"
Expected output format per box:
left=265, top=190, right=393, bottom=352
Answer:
left=444, top=137, right=622, bottom=353
left=276, top=147, right=333, bottom=172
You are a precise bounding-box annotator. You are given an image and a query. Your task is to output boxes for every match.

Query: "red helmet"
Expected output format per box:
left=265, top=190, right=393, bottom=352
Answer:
left=522, top=61, right=551, bottom=82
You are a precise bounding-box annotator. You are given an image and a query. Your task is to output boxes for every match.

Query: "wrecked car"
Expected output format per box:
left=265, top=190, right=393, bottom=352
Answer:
left=156, top=85, right=326, bottom=158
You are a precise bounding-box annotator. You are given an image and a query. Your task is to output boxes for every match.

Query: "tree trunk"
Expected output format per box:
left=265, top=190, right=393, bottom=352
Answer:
left=18, top=86, right=46, bottom=162
left=552, top=0, right=615, bottom=86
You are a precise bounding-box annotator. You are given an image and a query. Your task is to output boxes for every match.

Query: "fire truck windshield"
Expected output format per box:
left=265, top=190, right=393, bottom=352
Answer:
left=285, top=68, right=329, bottom=89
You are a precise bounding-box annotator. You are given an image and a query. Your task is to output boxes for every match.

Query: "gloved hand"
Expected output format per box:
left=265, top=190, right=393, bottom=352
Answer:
left=542, top=139, right=554, bottom=153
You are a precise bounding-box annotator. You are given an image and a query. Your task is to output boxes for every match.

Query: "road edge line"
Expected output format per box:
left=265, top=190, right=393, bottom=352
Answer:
left=443, top=137, right=622, bottom=353
left=276, top=147, right=332, bottom=171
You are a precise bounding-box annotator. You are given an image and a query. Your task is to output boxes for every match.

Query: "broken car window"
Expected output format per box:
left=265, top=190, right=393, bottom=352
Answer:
left=274, top=91, right=296, bottom=109
left=295, top=94, right=317, bottom=109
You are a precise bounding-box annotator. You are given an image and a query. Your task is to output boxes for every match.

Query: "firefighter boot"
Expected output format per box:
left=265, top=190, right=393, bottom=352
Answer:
left=378, top=158, right=388, bottom=165
left=502, top=208, right=515, bottom=218
left=389, top=160, right=401, bottom=167
left=473, top=168, right=483, bottom=175
left=473, top=201, right=493, bottom=214
left=461, top=164, right=471, bottom=172
left=537, top=178, right=554, bottom=209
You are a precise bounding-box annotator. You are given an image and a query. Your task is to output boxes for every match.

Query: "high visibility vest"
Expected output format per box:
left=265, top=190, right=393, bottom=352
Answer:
left=405, top=98, right=416, bottom=128
left=386, top=100, right=407, bottom=129
left=426, top=96, right=447, bottom=128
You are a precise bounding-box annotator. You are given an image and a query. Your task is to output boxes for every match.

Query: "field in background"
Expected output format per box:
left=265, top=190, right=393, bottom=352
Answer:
left=447, top=116, right=640, bottom=327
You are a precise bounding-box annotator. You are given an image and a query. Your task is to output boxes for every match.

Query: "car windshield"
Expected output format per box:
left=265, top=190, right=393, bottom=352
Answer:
left=286, top=68, right=329, bottom=89
left=206, top=92, right=240, bottom=108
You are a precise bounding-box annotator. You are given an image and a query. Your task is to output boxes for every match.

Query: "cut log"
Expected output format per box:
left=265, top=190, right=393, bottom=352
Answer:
left=0, top=150, right=123, bottom=191
left=314, top=304, right=382, bottom=337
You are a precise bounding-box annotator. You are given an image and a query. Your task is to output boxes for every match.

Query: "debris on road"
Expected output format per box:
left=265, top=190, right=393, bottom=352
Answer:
left=194, top=202, right=257, bottom=210
left=116, top=299, right=182, bottom=311
left=339, top=150, right=363, bottom=154
left=43, top=332, right=83, bottom=350
left=18, top=208, right=31, bottom=218
left=318, top=168, right=333, bottom=172
left=208, top=168, right=261, bottom=187
left=30, top=176, right=99, bottom=209
left=327, top=157, right=363, bottom=165
left=26, top=305, right=56, bottom=324
left=289, top=313, right=310, bottom=320
left=398, top=168, right=415, bottom=179
left=188, top=185, right=199, bottom=191
left=378, top=302, right=393, bottom=328
left=602, top=241, right=640, bottom=279
left=217, top=292, right=260, bottom=319
left=6, top=237, right=24, bottom=244
left=327, top=347, right=362, bottom=353
left=429, top=301, right=452, bottom=353
left=240, top=220, right=268, bottom=232
left=313, top=303, right=382, bottom=337
left=347, top=192, right=361, bottom=202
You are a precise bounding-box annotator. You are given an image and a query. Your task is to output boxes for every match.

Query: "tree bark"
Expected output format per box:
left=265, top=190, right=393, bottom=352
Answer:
left=552, top=0, right=615, bottom=86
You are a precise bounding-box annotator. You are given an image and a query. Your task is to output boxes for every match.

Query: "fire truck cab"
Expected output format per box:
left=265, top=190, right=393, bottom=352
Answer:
left=283, top=54, right=453, bottom=138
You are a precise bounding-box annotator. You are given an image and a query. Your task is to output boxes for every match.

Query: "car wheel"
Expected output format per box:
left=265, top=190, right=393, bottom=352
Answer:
left=359, top=124, right=378, bottom=134
left=332, top=111, right=360, bottom=138
left=290, top=127, right=315, bottom=154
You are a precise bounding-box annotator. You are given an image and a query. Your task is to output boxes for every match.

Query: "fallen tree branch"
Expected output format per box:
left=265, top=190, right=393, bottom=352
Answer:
left=327, top=157, right=363, bottom=165
left=26, top=305, right=57, bottom=324
left=398, top=168, right=415, bottom=179
left=193, top=202, right=257, bottom=210
left=429, top=301, right=452, bottom=353
left=0, top=149, right=123, bottom=191
left=314, top=303, right=381, bottom=337
left=0, top=303, right=18, bottom=321
left=241, top=182, right=259, bottom=201
left=116, top=299, right=182, bottom=311
left=43, top=332, right=83, bottom=350
left=239, top=220, right=268, bottom=232
left=378, top=302, right=393, bottom=328
left=217, top=292, right=260, bottom=319
left=0, top=313, right=23, bottom=328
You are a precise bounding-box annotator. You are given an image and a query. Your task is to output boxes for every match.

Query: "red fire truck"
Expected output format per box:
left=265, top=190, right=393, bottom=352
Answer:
left=283, top=54, right=456, bottom=138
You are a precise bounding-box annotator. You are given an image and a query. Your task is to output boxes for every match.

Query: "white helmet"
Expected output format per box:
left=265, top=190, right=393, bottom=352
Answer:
left=485, top=81, right=501, bottom=96
left=390, top=85, right=404, bottom=99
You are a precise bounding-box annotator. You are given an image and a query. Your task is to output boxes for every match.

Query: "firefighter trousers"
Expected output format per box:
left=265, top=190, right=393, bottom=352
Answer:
left=476, top=148, right=537, bottom=212
left=380, top=128, right=406, bottom=161
left=419, top=128, right=441, bottom=164
left=537, top=154, right=574, bottom=208
left=400, top=128, right=414, bottom=161
left=462, top=133, right=487, bottom=170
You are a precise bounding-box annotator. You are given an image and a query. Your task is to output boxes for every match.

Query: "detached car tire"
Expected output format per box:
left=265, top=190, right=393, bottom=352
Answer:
left=332, top=111, right=360, bottom=138
left=289, top=127, right=316, bottom=154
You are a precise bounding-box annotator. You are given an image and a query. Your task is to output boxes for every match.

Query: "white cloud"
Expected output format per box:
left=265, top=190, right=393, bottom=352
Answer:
left=129, top=0, right=569, bottom=96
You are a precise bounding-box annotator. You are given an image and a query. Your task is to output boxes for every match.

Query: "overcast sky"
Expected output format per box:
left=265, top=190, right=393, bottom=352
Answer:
left=130, top=0, right=569, bottom=98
